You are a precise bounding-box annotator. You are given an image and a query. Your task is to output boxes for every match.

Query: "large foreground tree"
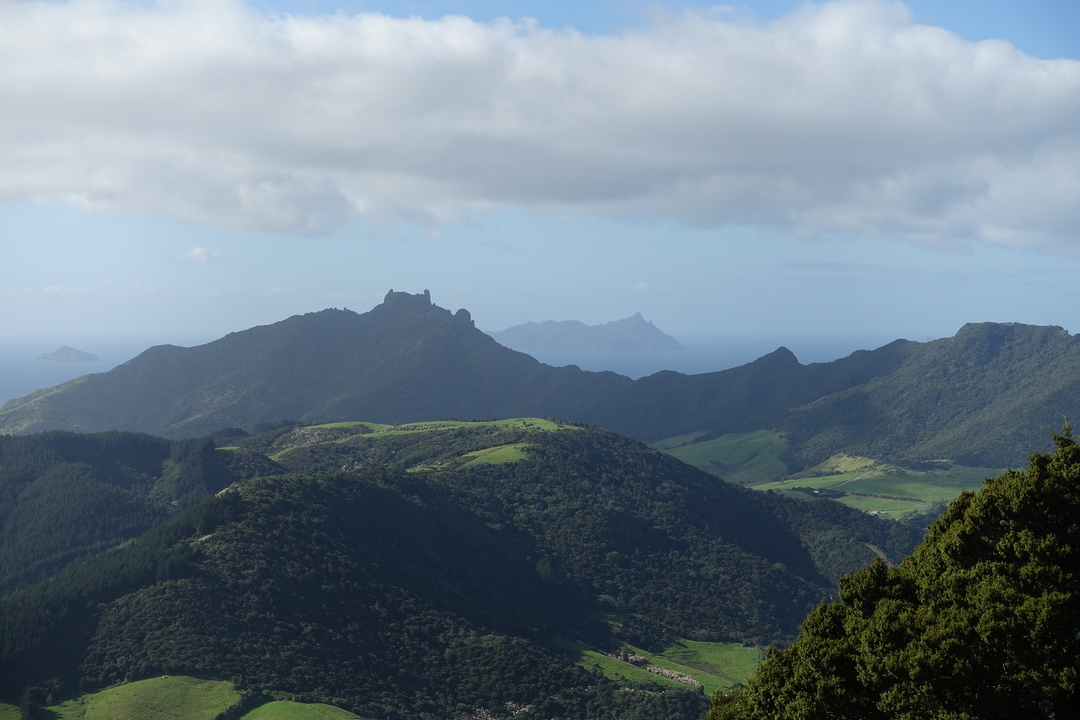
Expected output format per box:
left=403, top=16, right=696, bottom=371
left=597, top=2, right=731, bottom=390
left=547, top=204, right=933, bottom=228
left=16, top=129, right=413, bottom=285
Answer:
left=709, top=429, right=1080, bottom=720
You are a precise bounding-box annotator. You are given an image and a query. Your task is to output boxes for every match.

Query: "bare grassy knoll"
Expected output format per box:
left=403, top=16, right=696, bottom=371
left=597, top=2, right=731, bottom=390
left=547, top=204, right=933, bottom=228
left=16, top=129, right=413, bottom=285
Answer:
left=50, top=676, right=240, bottom=720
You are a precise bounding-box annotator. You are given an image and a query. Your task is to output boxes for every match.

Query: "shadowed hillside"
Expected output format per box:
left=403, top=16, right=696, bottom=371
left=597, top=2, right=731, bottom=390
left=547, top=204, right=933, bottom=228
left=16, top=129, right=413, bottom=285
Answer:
left=0, top=291, right=631, bottom=439
left=0, top=423, right=920, bottom=720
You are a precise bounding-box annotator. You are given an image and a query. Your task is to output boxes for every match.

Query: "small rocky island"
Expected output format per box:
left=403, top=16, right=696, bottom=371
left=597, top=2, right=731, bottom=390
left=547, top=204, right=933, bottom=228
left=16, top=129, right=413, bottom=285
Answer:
left=488, top=312, right=687, bottom=352
left=36, top=346, right=99, bottom=362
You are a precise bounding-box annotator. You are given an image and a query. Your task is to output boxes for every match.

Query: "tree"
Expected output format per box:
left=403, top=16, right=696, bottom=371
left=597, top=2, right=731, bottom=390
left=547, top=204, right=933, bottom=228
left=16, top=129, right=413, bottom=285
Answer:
left=709, top=428, right=1080, bottom=720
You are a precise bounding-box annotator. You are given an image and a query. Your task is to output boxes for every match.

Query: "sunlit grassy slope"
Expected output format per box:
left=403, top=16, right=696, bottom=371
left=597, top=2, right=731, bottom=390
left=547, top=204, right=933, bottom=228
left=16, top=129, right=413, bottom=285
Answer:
left=653, top=429, right=1001, bottom=519
left=556, top=635, right=760, bottom=697
left=242, top=700, right=366, bottom=719
left=50, top=676, right=239, bottom=720
left=264, top=418, right=571, bottom=465
left=37, top=677, right=367, bottom=720
left=751, top=464, right=1001, bottom=519
left=312, top=418, right=564, bottom=435
left=458, top=442, right=536, bottom=466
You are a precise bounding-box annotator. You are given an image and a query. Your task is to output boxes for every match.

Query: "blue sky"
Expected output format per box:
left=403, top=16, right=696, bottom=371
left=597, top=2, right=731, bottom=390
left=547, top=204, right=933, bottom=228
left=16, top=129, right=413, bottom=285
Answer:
left=2, top=0, right=1079, bottom=353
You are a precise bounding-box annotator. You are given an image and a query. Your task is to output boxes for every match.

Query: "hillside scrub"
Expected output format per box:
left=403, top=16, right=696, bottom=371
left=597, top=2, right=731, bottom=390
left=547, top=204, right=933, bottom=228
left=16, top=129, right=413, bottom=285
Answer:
left=0, top=423, right=926, bottom=719
left=708, top=428, right=1080, bottom=719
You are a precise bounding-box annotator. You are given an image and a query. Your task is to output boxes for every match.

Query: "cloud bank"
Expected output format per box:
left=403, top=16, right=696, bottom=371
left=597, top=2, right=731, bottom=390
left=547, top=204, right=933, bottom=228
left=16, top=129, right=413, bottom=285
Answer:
left=1, top=0, right=1078, bottom=249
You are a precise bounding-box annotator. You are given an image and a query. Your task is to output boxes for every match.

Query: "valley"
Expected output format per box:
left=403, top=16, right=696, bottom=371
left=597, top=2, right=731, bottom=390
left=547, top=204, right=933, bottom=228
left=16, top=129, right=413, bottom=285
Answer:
left=653, top=428, right=1000, bottom=520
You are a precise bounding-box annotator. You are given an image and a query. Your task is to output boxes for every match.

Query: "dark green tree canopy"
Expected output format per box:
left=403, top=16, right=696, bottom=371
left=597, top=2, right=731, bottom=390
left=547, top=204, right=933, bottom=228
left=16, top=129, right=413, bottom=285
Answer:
left=710, top=428, right=1080, bottom=720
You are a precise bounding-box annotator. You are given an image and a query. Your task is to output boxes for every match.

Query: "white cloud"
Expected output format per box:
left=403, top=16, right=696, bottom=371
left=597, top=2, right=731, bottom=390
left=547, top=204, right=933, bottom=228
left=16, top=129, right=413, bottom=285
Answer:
left=178, top=246, right=224, bottom=263
left=1, top=0, right=1078, bottom=249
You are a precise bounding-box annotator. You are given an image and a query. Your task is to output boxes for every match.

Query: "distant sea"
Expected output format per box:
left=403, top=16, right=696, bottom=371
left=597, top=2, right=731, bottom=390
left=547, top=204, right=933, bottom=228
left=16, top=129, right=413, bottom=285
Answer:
left=0, top=331, right=906, bottom=409
left=524, top=332, right=906, bottom=380
left=0, top=335, right=215, bottom=408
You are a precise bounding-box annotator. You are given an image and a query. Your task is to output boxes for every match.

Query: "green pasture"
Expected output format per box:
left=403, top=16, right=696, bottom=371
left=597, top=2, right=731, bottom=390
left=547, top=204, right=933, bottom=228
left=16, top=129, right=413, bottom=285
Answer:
left=307, top=421, right=387, bottom=431
left=459, top=443, right=536, bottom=466
left=838, top=494, right=926, bottom=517
left=753, top=469, right=875, bottom=492
left=649, top=640, right=761, bottom=695
left=653, top=430, right=788, bottom=484
left=0, top=704, right=19, bottom=720
left=556, top=635, right=760, bottom=696
left=50, top=676, right=240, bottom=720
left=556, top=638, right=692, bottom=691
left=277, top=418, right=567, bottom=449
left=332, top=417, right=566, bottom=435
left=31, top=677, right=368, bottom=720
left=751, top=464, right=1000, bottom=519
left=242, top=700, right=366, bottom=719
left=807, top=453, right=876, bottom=473
left=269, top=418, right=569, bottom=465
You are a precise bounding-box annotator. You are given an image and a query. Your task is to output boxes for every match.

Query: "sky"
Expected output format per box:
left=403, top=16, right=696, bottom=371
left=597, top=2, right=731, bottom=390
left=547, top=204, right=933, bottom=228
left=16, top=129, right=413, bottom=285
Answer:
left=2, top=0, right=1080, bottom=355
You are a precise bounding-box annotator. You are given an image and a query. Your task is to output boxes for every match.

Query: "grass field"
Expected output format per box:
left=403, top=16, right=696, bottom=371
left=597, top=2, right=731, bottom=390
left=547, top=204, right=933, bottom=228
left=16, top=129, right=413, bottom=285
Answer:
left=652, top=428, right=1001, bottom=518
left=265, top=418, right=574, bottom=467
left=308, top=421, right=389, bottom=431
left=241, top=700, right=366, bottom=719
left=750, top=464, right=1001, bottom=519
left=0, top=704, right=19, bottom=720
left=459, top=442, right=536, bottom=466
left=262, top=418, right=571, bottom=463
left=356, top=418, right=566, bottom=435
left=654, top=426, right=1001, bottom=520
left=556, top=637, right=694, bottom=691
left=556, top=635, right=760, bottom=696
left=806, top=453, right=876, bottom=473
left=29, top=677, right=368, bottom=720
left=653, top=430, right=788, bottom=484
left=50, top=676, right=241, bottom=720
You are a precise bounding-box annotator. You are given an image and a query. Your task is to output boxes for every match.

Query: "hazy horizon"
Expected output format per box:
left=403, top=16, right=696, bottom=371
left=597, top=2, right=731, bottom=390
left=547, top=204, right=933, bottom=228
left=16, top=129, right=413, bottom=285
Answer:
left=0, top=309, right=957, bottom=409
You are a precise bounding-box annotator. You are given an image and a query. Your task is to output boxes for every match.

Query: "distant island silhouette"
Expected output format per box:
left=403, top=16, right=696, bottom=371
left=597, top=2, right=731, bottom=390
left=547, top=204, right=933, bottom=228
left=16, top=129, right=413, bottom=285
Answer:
left=36, top=346, right=99, bottom=362
left=488, top=312, right=687, bottom=352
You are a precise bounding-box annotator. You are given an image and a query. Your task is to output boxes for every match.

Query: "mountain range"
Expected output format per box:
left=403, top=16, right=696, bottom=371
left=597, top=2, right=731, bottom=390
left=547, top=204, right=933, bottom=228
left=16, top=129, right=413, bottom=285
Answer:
left=3, top=290, right=1073, bottom=718
left=487, top=313, right=686, bottom=352
left=2, top=290, right=1079, bottom=470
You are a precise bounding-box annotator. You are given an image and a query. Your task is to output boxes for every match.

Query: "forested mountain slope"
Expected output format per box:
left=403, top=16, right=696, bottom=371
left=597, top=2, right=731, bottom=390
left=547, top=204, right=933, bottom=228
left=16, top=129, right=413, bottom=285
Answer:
left=0, top=432, right=237, bottom=595
left=0, top=290, right=631, bottom=439
left=0, top=422, right=920, bottom=720
left=4, top=290, right=1079, bottom=469
left=776, top=322, right=1080, bottom=468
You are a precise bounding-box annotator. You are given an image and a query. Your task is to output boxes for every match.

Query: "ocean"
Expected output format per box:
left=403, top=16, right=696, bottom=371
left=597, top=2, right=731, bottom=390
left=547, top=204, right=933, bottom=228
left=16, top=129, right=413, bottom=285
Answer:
left=523, top=332, right=904, bottom=380
left=0, top=335, right=214, bottom=408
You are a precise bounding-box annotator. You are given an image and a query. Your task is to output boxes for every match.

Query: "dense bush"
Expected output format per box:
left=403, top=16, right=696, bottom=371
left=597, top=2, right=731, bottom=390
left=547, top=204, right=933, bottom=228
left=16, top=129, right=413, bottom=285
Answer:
left=708, top=429, right=1080, bottom=719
